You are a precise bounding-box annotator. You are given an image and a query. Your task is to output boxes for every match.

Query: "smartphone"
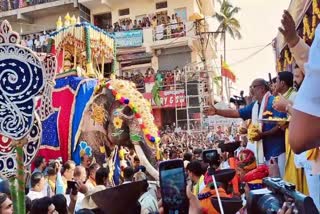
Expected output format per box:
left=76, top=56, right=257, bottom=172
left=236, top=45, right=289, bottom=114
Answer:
left=66, top=181, right=77, bottom=194
left=159, top=160, right=188, bottom=214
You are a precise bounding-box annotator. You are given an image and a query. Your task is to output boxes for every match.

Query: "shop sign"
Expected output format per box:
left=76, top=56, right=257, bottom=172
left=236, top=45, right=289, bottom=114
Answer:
left=143, top=90, right=186, bottom=108
left=114, top=30, right=143, bottom=47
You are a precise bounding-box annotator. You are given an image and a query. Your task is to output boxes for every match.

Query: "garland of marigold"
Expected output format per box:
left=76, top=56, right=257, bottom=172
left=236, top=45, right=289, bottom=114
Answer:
left=96, top=79, right=161, bottom=160
left=284, top=50, right=293, bottom=65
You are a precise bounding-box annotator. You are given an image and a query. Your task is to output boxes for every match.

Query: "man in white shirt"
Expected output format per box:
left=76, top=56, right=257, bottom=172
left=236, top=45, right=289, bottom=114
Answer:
left=279, top=10, right=320, bottom=153
left=27, top=172, right=45, bottom=201
left=279, top=10, right=320, bottom=209
left=66, top=166, right=86, bottom=212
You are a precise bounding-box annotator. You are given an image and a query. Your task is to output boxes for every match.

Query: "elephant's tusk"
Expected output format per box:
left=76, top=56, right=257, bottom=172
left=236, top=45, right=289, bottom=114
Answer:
left=134, top=143, right=159, bottom=180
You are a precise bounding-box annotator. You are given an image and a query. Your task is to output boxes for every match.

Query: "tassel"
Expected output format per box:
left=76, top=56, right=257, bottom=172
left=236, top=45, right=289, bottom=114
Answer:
left=86, top=62, right=95, bottom=78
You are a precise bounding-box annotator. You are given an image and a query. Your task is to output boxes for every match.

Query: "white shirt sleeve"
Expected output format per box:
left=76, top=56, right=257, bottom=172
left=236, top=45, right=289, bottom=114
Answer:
left=293, top=25, right=320, bottom=117
left=290, top=37, right=310, bottom=72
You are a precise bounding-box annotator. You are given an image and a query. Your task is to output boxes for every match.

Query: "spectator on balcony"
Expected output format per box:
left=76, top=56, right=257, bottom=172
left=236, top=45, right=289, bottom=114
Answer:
left=136, top=20, right=142, bottom=29
left=144, top=68, right=155, bottom=83
left=144, top=68, right=155, bottom=93
left=133, top=20, right=138, bottom=30
left=165, top=71, right=174, bottom=90
left=127, top=19, right=133, bottom=31
left=166, top=16, right=172, bottom=38
left=35, top=35, right=42, bottom=52
left=176, top=14, right=184, bottom=33
left=152, top=16, right=157, bottom=29
left=171, top=14, right=178, bottom=33
left=121, top=20, right=127, bottom=31
left=156, top=19, right=165, bottom=40
left=114, top=22, right=120, bottom=32
left=21, top=36, right=27, bottom=47
left=145, top=17, right=151, bottom=28
left=107, top=24, right=114, bottom=32
left=27, top=35, right=34, bottom=50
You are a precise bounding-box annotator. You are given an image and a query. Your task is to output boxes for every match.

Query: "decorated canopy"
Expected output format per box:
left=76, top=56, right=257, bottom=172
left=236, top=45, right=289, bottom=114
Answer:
left=49, top=13, right=115, bottom=78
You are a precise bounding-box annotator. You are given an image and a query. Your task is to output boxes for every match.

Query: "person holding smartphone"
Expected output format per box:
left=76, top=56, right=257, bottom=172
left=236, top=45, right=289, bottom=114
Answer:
left=159, top=160, right=203, bottom=214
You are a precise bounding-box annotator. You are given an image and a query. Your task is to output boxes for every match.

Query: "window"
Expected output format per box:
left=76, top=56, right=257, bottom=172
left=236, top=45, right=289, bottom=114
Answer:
left=156, top=1, right=167, bottom=10
left=119, top=8, right=130, bottom=16
left=174, top=8, right=187, bottom=22
left=136, top=14, right=146, bottom=22
left=94, top=13, right=112, bottom=30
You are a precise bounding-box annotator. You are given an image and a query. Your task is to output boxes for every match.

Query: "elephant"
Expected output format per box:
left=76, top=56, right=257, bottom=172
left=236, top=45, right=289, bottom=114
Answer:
left=76, top=79, right=160, bottom=181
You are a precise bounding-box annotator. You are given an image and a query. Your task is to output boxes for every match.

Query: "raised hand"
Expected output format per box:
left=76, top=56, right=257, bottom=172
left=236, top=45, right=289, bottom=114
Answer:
left=204, top=105, right=217, bottom=115
left=278, top=10, right=299, bottom=47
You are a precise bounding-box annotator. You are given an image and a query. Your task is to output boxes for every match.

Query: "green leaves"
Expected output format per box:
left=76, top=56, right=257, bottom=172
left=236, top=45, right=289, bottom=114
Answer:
left=214, top=0, right=242, bottom=41
left=130, top=134, right=142, bottom=142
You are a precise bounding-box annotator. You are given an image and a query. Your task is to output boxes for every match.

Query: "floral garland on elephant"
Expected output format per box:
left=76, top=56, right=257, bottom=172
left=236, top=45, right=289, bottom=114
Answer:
left=76, top=78, right=161, bottom=183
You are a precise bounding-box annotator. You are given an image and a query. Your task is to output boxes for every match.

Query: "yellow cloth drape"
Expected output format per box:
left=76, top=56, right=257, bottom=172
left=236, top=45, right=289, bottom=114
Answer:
left=284, top=129, right=309, bottom=195
left=307, top=148, right=319, bottom=161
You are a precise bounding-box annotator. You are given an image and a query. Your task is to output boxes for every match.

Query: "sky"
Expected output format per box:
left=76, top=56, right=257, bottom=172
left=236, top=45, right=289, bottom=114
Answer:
left=214, top=0, right=292, bottom=95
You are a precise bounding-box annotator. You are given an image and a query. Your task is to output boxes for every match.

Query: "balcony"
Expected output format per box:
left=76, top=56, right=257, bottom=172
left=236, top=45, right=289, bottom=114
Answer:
left=148, top=21, right=195, bottom=50
left=0, top=0, right=76, bottom=21
left=153, top=22, right=186, bottom=41
left=0, top=0, right=58, bottom=12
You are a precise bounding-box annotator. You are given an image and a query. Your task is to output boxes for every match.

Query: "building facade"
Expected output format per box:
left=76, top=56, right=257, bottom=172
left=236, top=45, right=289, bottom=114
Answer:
left=1, top=0, right=219, bottom=130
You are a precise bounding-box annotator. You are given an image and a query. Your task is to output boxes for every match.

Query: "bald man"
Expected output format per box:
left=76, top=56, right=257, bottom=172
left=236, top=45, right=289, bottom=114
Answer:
left=206, top=78, right=287, bottom=177
left=66, top=166, right=87, bottom=212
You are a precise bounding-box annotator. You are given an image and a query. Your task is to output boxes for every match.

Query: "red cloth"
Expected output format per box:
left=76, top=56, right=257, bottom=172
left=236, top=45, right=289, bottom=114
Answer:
left=37, top=87, right=76, bottom=162
left=144, top=76, right=155, bottom=83
left=243, top=164, right=269, bottom=183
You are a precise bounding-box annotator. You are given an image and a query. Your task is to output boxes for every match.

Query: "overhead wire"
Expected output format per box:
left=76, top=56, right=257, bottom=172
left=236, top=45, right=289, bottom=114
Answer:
left=229, top=41, right=272, bottom=66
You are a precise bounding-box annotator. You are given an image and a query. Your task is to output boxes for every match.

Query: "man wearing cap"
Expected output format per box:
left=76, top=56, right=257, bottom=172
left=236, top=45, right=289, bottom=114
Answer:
left=205, top=78, right=286, bottom=177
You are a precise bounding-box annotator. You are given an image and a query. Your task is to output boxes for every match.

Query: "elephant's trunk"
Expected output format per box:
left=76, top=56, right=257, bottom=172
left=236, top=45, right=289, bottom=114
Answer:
left=134, top=143, right=159, bottom=180
left=124, top=116, right=159, bottom=180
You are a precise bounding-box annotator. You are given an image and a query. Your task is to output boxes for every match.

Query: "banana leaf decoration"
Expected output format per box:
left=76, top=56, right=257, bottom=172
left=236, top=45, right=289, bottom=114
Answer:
left=213, top=76, right=222, bottom=94
left=151, top=75, right=162, bottom=106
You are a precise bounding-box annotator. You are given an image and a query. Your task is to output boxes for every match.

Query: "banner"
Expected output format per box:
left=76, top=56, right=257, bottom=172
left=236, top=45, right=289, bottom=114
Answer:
left=143, top=90, right=186, bottom=108
left=114, top=30, right=143, bottom=47
left=206, top=115, right=242, bottom=126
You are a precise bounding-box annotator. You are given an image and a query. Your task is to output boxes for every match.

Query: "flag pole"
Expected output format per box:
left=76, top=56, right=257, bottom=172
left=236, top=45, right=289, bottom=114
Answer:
left=220, top=55, right=224, bottom=101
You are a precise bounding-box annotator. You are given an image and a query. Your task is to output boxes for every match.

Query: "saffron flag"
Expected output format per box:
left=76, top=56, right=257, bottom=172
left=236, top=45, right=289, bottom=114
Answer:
left=221, top=62, right=236, bottom=83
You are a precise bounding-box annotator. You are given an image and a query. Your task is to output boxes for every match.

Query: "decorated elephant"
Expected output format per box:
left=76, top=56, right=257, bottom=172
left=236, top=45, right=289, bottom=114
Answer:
left=34, top=76, right=161, bottom=183
left=76, top=79, right=160, bottom=181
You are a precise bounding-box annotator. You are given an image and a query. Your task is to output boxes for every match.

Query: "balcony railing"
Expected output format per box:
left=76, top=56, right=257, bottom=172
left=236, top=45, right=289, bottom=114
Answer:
left=153, top=22, right=186, bottom=41
left=0, top=0, right=58, bottom=12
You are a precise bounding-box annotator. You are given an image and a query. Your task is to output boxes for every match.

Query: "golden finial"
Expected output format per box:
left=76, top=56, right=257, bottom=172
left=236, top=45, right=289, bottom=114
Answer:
left=71, top=15, right=77, bottom=25
left=64, top=13, right=71, bottom=27
left=56, top=16, right=62, bottom=30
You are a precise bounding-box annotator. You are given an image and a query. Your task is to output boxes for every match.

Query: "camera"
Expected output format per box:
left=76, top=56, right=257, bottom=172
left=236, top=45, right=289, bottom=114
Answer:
left=202, top=149, right=220, bottom=167
left=247, top=177, right=319, bottom=214
left=230, top=91, right=246, bottom=106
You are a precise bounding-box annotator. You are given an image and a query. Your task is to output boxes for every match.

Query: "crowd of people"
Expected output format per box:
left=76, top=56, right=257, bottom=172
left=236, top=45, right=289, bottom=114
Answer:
left=19, top=31, right=52, bottom=53
left=99, top=13, right=185, bottom=41
left=0, top=0, right=55, bottom=11
left=1, top=9, right=320, bottom=214
left=0, top=125, right=242, bottom=214
left=117, top=67, right=200, bottom=93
